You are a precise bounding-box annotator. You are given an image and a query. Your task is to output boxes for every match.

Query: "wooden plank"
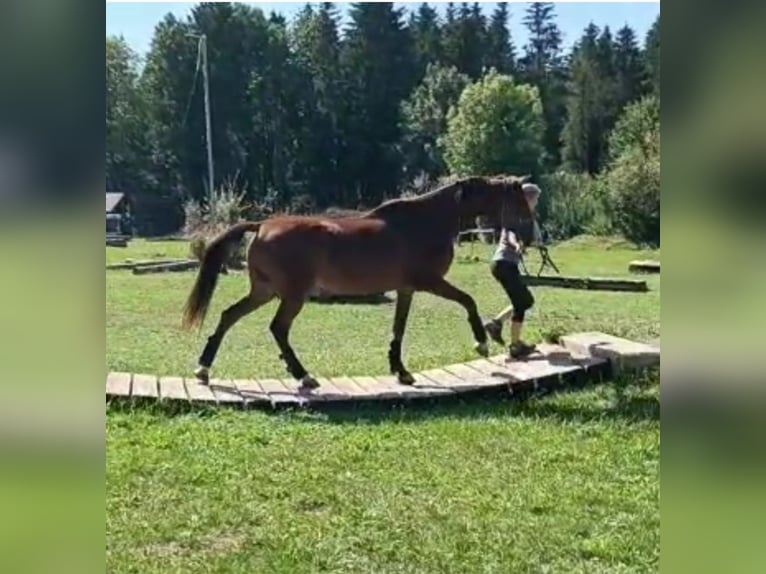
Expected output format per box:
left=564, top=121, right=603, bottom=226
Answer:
left=132, top=260, right=199, bottom=275
left=560, top=332, right=660, bottom=374
left=208, top=379, right=245, bottom=407
left=325, top=376, right=372, bottom=398
left=371, top=375, right=437, bottom=399
left=409, top=373, right=455, bottom=397
left=354, top=377, right=407, bottom=400
left=106, top=372, right=131, bottom=398
left=521, top=274, right=648, bottom=292
left=629, top=259, right=660, bottom=273
left=232, top=379, right=270, bottom=406
left=131, top=374, right=158, bottom=399
left=463, top=358, right=514, bottom=381
left=442, top=362, right=504, bottom=389
left=351, top=375, right=403, bottom=399
left=258, top=378, right=304, bottom=406
left=419, top=368, right=482, bottom=391
left=185, top=380, right=217, bottom=403
left=158, top=376, right=188, bottom=401
left=107, top=258, right=187, bottom=271
left=302, top=377, right=356, bottom=402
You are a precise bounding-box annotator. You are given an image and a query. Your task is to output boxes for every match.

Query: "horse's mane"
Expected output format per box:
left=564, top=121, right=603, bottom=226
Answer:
left=363, top=176, right=485, bottom=217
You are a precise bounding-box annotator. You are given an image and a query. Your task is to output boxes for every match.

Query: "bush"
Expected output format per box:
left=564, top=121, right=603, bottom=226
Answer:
left=183, top=175, right=250, bottom=269
left=600, top=96, right=660, bottom=246
left=603, top=128, right=660, bottom=245
left=540, top=171, right=612, bottom=240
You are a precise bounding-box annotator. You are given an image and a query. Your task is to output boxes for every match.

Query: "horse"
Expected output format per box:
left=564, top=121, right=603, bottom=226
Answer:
left=181, top=174, right=535, bottom=389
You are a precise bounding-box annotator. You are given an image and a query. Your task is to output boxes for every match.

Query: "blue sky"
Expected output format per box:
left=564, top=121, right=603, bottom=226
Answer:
left=106, top=2, right=660, bottom=59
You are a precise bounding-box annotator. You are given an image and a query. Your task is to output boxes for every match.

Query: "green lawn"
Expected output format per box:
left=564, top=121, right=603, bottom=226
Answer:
left=107, top=236, right=660, bottom=573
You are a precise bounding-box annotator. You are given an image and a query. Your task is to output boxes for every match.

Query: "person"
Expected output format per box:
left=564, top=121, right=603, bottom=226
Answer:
left=483, top=182, right=543, bottom=359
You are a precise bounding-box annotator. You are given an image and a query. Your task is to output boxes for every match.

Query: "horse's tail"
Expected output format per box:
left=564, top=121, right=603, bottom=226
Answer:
left=182, top=221, right=262, bottom=329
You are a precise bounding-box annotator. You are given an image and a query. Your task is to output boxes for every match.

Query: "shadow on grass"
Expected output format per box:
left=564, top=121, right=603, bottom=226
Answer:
left=307, top=293, right=394, bottom=305
left=313, top=375, right=659, bottom=427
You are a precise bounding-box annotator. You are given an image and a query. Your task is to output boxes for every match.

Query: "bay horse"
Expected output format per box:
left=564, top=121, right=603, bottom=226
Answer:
left=182, top=175, right=534, bottom=389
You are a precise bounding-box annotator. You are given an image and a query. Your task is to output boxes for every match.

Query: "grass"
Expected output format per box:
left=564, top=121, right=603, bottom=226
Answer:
left=106, top=237, right=659, bottom=379
left=106, top=235, right=660, bottom=573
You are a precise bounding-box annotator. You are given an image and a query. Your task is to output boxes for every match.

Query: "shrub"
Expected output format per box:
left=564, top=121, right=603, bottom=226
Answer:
left=603, top=128, right=660, bottom=245
left=540, top=171, right=612, bottom=240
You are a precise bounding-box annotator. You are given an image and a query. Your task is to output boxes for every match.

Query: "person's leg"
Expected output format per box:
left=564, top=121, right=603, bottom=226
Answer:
left=484, top=261, right=513, bottom=345
left=502, top=262, right=536, bottom=358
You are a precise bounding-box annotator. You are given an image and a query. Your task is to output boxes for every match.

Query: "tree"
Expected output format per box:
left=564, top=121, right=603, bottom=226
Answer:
left=289, top=2, right=345, bottom=206
left=441, top=2, right=487, bottom=79
left=400, top=63, right=470, bottom=181
left=644, top=15, right=660, bottom=96
left=410, top=3, right=442, bottom=76
left=106, top=36, right=150, bottom=192
left=519, top=2, right=567, bottom=167
left=439, top=71, right=545, bottom=177
left=603, top=96, right=660, bottom=245
left=614, top=24, right=647, bottom=108
left=341, top=2, right=416, bottom=205
left=484, top=2, right=515, bottom=74
left=561, top=23, right=622, bottom=174
left=607, top=93, right=660, bottom=162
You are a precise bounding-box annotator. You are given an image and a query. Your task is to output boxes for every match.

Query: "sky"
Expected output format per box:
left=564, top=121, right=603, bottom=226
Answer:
left=106, top=1, right=660, bottom=59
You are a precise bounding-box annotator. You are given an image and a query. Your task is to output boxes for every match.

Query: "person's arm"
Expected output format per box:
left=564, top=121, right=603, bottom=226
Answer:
left=504, top=229, right=523, bottom=254
left=532, top=220, right=543, bottom=246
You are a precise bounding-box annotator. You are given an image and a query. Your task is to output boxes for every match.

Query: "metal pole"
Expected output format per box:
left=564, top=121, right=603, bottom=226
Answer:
left=200, top=35, right=214, bottom=200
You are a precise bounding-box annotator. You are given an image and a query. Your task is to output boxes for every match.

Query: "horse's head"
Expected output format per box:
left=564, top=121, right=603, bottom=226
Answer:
left=454, top=174, right=535, bottom=233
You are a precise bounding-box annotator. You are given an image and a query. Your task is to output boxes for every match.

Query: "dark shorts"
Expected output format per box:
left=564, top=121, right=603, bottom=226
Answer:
left=490, top=259, right=534, bottom=321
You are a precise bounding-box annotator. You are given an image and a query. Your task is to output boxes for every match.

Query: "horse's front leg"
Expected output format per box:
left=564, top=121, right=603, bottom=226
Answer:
left=389, top=288, right=415, bottom=384
left=417, top=277, right=489, bottom=357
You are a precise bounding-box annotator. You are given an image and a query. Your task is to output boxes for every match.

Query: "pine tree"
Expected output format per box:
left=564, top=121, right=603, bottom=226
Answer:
left=614, top=24, right=647, bottom=108
left=643, top=15, right=660, bottom=96
left=519, top=2, right=566, bottom=167
left=289, top=2, right=344, bottom=206
left=484, top=2, right=515, bottom=74
left=410, top=3, right=442, bottom=77
left=441, top=2, right=486, bottom=79
left=561, top=23, right=618, bottom=174
left=341, top=2, right=415, bottom=205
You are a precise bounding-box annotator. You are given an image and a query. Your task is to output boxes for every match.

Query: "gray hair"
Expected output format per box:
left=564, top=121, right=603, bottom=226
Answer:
left=522, top=182, right=542, bottom=201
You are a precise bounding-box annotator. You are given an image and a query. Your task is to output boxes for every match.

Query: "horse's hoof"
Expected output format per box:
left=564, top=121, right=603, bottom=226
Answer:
left=194, top=365, right=210, bottom=384
left=300, top=375, right=320, bottom=390
left=474, top=342, right=489, bottom=358
left=398, top=371, right=415, bottom=385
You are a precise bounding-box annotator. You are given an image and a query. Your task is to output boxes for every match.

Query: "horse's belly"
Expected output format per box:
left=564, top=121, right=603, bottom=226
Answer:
left=316, top=260, right=404, bottom=294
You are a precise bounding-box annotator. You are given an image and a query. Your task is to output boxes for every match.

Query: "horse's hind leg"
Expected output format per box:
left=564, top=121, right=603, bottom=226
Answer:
left=417, top=277, right=489, bottom=357
left=269, top=296, right=318, bottom=390
left=194, top=285, right=274, bottom=383
left=389, top=289, right=415, bottom=384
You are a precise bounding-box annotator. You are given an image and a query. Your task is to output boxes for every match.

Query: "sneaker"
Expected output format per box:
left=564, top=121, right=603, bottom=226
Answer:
left=484, top=319, right=505, bottom=345
left=509, top=341, right=537, bottom=359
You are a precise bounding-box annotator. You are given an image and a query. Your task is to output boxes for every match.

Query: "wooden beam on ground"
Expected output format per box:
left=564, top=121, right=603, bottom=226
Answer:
left=522, top=274, right=648, bottom=292
left=629, top=260, right=660, bottom=274
left=108, top=258, right=190, bottom=270
left=131, top=260, right=200, bottom=275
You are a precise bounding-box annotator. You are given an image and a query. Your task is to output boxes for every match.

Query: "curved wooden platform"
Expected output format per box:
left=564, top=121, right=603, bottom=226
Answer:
left=105, top=333, right=659, bottom=410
